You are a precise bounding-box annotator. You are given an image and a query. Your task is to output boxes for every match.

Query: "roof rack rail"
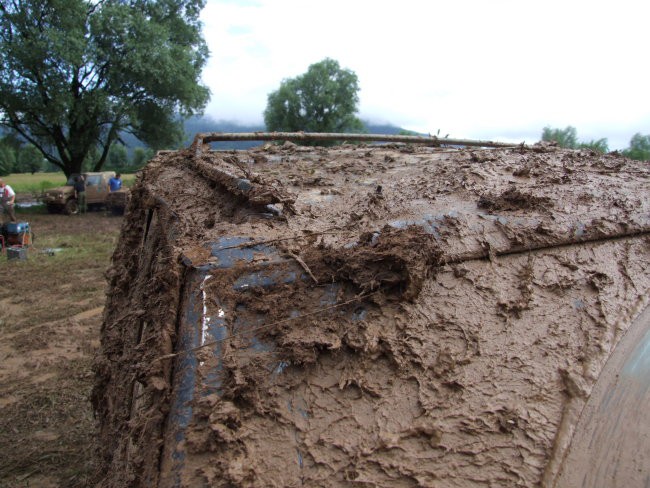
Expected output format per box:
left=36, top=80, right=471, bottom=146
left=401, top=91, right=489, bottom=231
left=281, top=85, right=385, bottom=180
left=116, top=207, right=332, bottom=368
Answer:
left=191, top=131, right=521, bottom=154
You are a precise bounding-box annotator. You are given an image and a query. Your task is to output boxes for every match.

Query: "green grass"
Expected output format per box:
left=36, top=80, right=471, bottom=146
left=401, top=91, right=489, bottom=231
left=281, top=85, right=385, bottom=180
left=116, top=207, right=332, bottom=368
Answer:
left=4, top=171, right=137, bottom=194
left=3, top=172, right=67, bottom=194
left=122, top=173, right=137, bottom=187
left=0, top=213, right=121, bottom=327
left=6, top=232, right=118, bottom=272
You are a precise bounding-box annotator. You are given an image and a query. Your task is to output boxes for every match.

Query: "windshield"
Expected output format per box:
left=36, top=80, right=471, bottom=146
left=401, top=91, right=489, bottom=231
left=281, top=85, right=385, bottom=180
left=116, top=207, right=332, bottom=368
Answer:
left=86, top=175, right=101, bottom=186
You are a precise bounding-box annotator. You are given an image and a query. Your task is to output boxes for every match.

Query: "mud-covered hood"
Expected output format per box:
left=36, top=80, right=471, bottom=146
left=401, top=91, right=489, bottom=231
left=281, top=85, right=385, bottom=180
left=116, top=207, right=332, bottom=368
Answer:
left=43, top=185, right=73, bottom=196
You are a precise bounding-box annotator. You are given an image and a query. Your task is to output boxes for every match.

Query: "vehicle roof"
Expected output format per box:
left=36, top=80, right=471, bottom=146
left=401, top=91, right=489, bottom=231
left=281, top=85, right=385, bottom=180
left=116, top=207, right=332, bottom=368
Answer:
left=70, top=171, right=115, bottom=176
left=144, top=142, right=649, bottom=260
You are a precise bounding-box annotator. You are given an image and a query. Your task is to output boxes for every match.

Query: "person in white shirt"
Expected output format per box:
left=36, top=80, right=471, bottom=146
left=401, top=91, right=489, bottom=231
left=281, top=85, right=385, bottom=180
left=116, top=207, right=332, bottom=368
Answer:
left=0, top=178, right=17, bottom=223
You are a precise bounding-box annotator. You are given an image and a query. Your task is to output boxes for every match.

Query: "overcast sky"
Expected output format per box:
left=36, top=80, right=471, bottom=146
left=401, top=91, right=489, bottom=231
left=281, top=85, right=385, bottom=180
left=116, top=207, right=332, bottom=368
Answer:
left=199, top=0, right=649, bottom=150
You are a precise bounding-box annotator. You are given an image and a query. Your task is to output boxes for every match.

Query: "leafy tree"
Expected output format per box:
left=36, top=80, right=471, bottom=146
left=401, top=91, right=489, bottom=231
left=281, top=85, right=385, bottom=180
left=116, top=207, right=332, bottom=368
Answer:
left=578, top=138, right=609, bottom=154
left=0, top=134, right=44, bottom=173
left=398, top=129, right=420, bottom=136
left=622, top=133, right=650, bottom=161
left=541, top=126, right=609, bottom=153
left=107, top=143, right=129, bottom=172
left=0, top=0, right=210, bottom=177
left=0, top=143, right=15, bottom=176
left=132, top=147, right=155, bottom=169
left=16, top=144, right=45, bottom=173
left=82, top=145, right=102, bottom=173
left=541, top=126, right=578, bottom=148
left=264, top=58, right=364, bottom=137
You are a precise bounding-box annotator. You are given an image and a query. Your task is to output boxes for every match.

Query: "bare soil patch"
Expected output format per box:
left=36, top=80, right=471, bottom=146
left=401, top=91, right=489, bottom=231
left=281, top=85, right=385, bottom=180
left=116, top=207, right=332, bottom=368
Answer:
left=0, top=210, right=121, bottom=487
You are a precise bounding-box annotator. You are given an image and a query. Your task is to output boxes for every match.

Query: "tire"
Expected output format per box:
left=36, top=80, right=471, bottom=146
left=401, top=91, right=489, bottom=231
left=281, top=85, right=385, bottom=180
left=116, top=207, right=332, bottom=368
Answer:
left=64, top=199, right=79, bottom=215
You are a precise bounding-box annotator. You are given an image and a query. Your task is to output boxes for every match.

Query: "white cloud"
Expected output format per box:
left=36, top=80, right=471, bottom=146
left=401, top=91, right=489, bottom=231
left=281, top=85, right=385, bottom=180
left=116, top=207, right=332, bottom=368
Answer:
left=200, top=0, right=650, bottom=149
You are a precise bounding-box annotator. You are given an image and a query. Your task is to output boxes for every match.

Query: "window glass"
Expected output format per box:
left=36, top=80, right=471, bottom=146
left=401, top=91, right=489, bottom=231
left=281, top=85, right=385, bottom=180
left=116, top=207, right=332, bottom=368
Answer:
left=86, top=175, right=101, bottom=186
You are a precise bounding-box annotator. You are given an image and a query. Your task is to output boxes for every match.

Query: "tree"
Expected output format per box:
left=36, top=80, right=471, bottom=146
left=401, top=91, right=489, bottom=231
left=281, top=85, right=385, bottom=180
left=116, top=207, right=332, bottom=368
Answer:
left=132, top=147, right=155, bottom=169
left=16, top=144, right=45, bottom=173
left=0, top=0, right=210, bottom=177
left=398, top=129, right=420, bottom=136
left=0, top=133, right=18, bottom=175
left=264, top=58, right=364, bottom=136
left=622, top=133, right=650, bottom=161
left=578, top=138, right=609, bottom=154
left=0, top=143, right=15, bottom=176
left=541, top=126, right=609, bottom=154
left=541, top=126, right=578, bottom=148
left=107, top=143, right=129, bottom=172
left=0, top=133, right=44, bottom=173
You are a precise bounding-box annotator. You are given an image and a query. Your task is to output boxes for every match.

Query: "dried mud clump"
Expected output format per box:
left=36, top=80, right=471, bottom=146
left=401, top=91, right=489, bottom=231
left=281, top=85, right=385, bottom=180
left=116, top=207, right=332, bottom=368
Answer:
left=477, top=186, right=552, bottom=212
left=95, top=143, right=650, bottom=488
left=187, top=150, right=296, bottom=212
left=306, top=225, right=443, bottom=301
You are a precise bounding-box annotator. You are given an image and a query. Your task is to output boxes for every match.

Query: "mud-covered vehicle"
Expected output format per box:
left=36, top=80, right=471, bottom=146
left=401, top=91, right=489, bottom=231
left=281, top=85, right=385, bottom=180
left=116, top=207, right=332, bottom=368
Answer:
left=94, top=133, right=650, bottom=488
left=42, top=171, right=115, bottom=214
left=105, top=187, right=131, bottom=215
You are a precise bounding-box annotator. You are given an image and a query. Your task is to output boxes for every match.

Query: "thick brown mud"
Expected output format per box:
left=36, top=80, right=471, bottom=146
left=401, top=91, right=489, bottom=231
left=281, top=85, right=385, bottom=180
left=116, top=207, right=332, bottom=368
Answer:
left=94, top=142, right=650, bottom=487
left=553, top=304, right=650, bottom=488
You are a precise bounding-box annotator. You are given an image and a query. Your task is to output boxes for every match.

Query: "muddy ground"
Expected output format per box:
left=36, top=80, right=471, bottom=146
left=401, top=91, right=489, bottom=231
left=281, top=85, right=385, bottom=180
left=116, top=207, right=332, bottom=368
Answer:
left=0, top=211, right=122, bottom=487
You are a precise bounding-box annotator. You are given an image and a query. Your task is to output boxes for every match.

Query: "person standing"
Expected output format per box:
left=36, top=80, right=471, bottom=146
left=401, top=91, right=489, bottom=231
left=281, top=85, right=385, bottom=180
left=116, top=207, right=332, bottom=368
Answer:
left=74, top=175, right=87, bottom=214
left=109, top=173, right=122, bottom=192
left=0, top=178, right=17, bottom=223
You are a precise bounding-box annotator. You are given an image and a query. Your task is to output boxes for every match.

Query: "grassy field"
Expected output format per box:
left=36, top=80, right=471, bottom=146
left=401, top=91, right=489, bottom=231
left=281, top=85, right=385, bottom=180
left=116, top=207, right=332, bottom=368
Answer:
left=0, top=207, right=122, bottom=487
left=3, top=172, right=137, bottom=195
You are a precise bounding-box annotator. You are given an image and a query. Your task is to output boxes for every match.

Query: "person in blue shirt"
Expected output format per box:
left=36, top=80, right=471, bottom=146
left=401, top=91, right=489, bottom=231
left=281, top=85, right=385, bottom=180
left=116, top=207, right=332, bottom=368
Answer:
left=109, top=173, right=122, bottom=192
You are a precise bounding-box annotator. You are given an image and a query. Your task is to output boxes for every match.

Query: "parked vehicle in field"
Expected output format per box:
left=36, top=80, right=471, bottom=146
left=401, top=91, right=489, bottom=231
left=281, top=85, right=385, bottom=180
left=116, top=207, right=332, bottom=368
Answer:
left=42, top=171, right=115, bottom=214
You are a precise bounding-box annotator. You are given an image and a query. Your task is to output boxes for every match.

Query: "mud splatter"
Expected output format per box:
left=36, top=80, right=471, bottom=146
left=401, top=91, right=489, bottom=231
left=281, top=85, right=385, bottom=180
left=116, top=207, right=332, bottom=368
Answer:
left=478, top=186, right=552, bottom=212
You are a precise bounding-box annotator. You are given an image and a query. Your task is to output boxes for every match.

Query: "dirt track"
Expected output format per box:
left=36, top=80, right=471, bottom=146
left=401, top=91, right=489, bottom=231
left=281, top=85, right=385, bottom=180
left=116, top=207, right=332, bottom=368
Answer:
left=0, top=212, right=122, bottom=487
left=94, top=143, right=650, bottom=487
